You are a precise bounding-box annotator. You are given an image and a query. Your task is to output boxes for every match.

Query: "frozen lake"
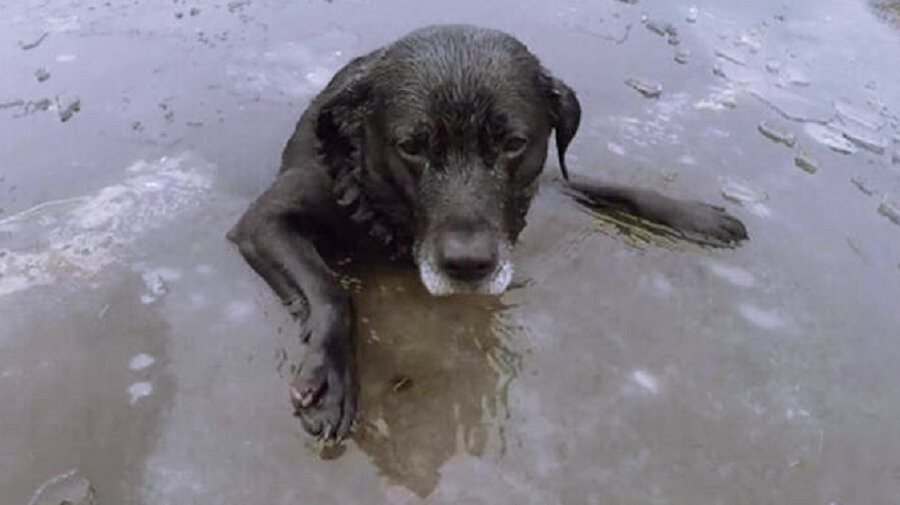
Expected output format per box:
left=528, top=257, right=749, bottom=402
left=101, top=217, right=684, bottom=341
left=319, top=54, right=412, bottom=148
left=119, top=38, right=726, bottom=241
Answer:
left=2, top=0, right=899, bottom=503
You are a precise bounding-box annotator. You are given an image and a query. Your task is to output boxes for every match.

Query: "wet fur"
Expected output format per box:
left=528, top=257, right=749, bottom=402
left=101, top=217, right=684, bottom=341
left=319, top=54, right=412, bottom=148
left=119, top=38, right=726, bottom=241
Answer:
left=228, top=25, right=748, bottom=441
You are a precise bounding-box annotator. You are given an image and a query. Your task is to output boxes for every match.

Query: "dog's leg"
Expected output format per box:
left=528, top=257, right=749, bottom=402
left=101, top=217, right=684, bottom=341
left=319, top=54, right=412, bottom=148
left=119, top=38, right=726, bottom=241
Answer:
left=228, top=169, right=356, bottom=441
left=563, top=178, right=748, bottom=246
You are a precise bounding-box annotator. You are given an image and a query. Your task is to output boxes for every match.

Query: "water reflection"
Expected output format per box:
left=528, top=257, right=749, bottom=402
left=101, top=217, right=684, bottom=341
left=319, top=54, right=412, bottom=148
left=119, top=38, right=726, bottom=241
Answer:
left=347, top=265, right=520, bottom=497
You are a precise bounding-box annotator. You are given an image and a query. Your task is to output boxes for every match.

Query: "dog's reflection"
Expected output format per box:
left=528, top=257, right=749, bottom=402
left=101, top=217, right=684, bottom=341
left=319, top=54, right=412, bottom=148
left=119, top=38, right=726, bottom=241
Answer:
left=348, top=264, right=521, bottom=498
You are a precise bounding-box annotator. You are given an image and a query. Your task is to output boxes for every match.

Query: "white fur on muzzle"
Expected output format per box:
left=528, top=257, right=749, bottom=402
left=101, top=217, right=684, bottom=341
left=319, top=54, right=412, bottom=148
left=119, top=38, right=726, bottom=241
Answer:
left=414, top=240, right=514, bottom=296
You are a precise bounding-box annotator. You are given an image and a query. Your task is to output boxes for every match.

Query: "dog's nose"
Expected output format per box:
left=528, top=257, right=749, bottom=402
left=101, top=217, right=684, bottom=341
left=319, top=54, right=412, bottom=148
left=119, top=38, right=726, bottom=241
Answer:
left=437, top=230, right=498, bottom=281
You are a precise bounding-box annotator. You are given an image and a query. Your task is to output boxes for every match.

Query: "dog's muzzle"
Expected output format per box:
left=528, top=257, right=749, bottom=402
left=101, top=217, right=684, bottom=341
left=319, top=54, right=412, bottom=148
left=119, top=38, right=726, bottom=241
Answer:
left=414, top=228, right=513, bottom=296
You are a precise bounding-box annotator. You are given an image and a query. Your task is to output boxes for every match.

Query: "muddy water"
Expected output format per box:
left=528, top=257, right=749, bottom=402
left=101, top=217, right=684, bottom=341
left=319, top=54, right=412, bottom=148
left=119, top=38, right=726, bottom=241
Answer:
left=2, top=0, right=900, bottom=503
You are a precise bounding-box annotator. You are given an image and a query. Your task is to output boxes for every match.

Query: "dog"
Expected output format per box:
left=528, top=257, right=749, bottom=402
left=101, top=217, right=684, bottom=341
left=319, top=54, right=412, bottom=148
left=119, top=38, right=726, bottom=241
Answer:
left=227, top=24, right=747, bottom=441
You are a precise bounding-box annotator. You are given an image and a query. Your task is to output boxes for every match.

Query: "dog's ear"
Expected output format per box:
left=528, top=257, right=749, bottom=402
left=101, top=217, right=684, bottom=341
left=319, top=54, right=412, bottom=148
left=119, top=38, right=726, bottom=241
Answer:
left=541, top=69, right=581, bottom=181
left=315, top=79, right=373, bottom=159
left=312, top=65, right=383, bottom=229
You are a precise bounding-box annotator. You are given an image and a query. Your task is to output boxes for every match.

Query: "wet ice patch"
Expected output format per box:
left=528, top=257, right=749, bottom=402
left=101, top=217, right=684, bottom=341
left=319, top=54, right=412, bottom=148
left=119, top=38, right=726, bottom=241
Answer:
left=607, top=141, right=626, bottom=156
left=738, top=303, right=785, bottom=330
left=304, top=67, right=333, bottom=87
left=140, top=463, right=208, bottom=501
left=137, top=266, right=182, bottom=304
left=420, top=451, right=558, bottom=504
left=226, top=30, right=358, bottom=99
left=706, top=262, right=755, bottom=287
left=45, top=15, right=81, bottom=33
left=1, top=367, right=23, bottom=379
left=556, top=5, right=632, bottom=43
left=631, top=369, right=660, bottom=394
left=223, top=300, right=255, bottom=322
left=721, top=180, right=772, bottom=217
left=0, top=154, right=214, bottom=296
left=195, top=264, right=214, bottom=276
left=609, top=94, right=689, bottom=147
left=652, top=274, right=673, bottom=295
left=786, top=407, right=811, bottom=420
left=189, top=293, right=208, bottom=308
left=129, top=353, right=156, bottom=372
left=834, top=99, right=886, bottom=131
left=128, top=381, right=153, bottom=405
left=695, top=85, right=737, bottom=111
left=804, top=123, right=857, bottom=154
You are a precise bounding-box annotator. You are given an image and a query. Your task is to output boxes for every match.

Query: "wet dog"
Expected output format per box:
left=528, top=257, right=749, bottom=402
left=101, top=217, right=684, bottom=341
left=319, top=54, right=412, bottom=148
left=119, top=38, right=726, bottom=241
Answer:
left=228, top=25, right=747, bottom=440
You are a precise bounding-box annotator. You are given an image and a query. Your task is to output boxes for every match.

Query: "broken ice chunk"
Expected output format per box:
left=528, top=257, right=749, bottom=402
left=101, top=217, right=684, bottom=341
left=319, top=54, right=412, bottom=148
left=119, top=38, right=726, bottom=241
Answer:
left=758, top=121, right=796, bottom=147
left=834, top=100, right=886, bottom=131
left=736, top=31, right=762, bottom=53
left=794, top=149, right=819, bottom=173
left=878, top=201, right=900, bottom=226
left=840, top=126, right=888, bottom=154
left=56, top=94, right=80, bottom=122
left=686, top=6, right=699, bottom=23
left=715, top=48, right=746, bottom=66
left=779, top=67, right=811, bottom=87
left=804, top=123, right=857, bottom=154
left=625, top=77, right=662, bottom=98
left=722, top=180, right=768, bottom=205
left=851, top=175, right=876, bottom=196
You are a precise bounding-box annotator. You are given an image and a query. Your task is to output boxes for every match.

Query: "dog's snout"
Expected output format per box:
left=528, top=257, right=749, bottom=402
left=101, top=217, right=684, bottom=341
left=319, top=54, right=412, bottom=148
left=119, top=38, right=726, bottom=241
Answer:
left=437, top=230, right=498, bottom=281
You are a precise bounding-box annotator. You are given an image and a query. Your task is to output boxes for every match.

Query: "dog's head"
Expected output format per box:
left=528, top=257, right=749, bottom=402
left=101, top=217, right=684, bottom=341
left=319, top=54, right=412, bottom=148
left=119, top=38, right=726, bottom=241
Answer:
left=317, top=25, right=580, bottom=295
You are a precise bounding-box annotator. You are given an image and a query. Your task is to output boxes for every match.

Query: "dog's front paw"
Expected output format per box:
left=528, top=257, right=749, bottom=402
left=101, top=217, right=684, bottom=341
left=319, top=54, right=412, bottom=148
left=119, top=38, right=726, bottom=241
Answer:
left=289, top=343, right=357, bottom=441
left=670, top=201, right=748, bottom=246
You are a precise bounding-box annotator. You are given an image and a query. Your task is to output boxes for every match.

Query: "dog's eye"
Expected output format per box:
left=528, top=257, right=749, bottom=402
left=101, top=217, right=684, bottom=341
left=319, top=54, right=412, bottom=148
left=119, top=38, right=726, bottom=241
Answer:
left=398, top=138, right=426, bottom=158
left=502, top=137, right=528, bottom=156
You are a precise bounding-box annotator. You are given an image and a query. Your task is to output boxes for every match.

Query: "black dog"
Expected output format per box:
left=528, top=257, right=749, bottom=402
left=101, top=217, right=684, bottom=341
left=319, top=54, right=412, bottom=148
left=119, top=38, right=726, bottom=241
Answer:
left=228, top=25, right=747, bottom=441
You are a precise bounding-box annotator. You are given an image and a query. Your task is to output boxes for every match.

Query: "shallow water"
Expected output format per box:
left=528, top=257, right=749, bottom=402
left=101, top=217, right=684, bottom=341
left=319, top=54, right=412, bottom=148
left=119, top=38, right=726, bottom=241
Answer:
left=2, top=0, right=900, bottom=503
